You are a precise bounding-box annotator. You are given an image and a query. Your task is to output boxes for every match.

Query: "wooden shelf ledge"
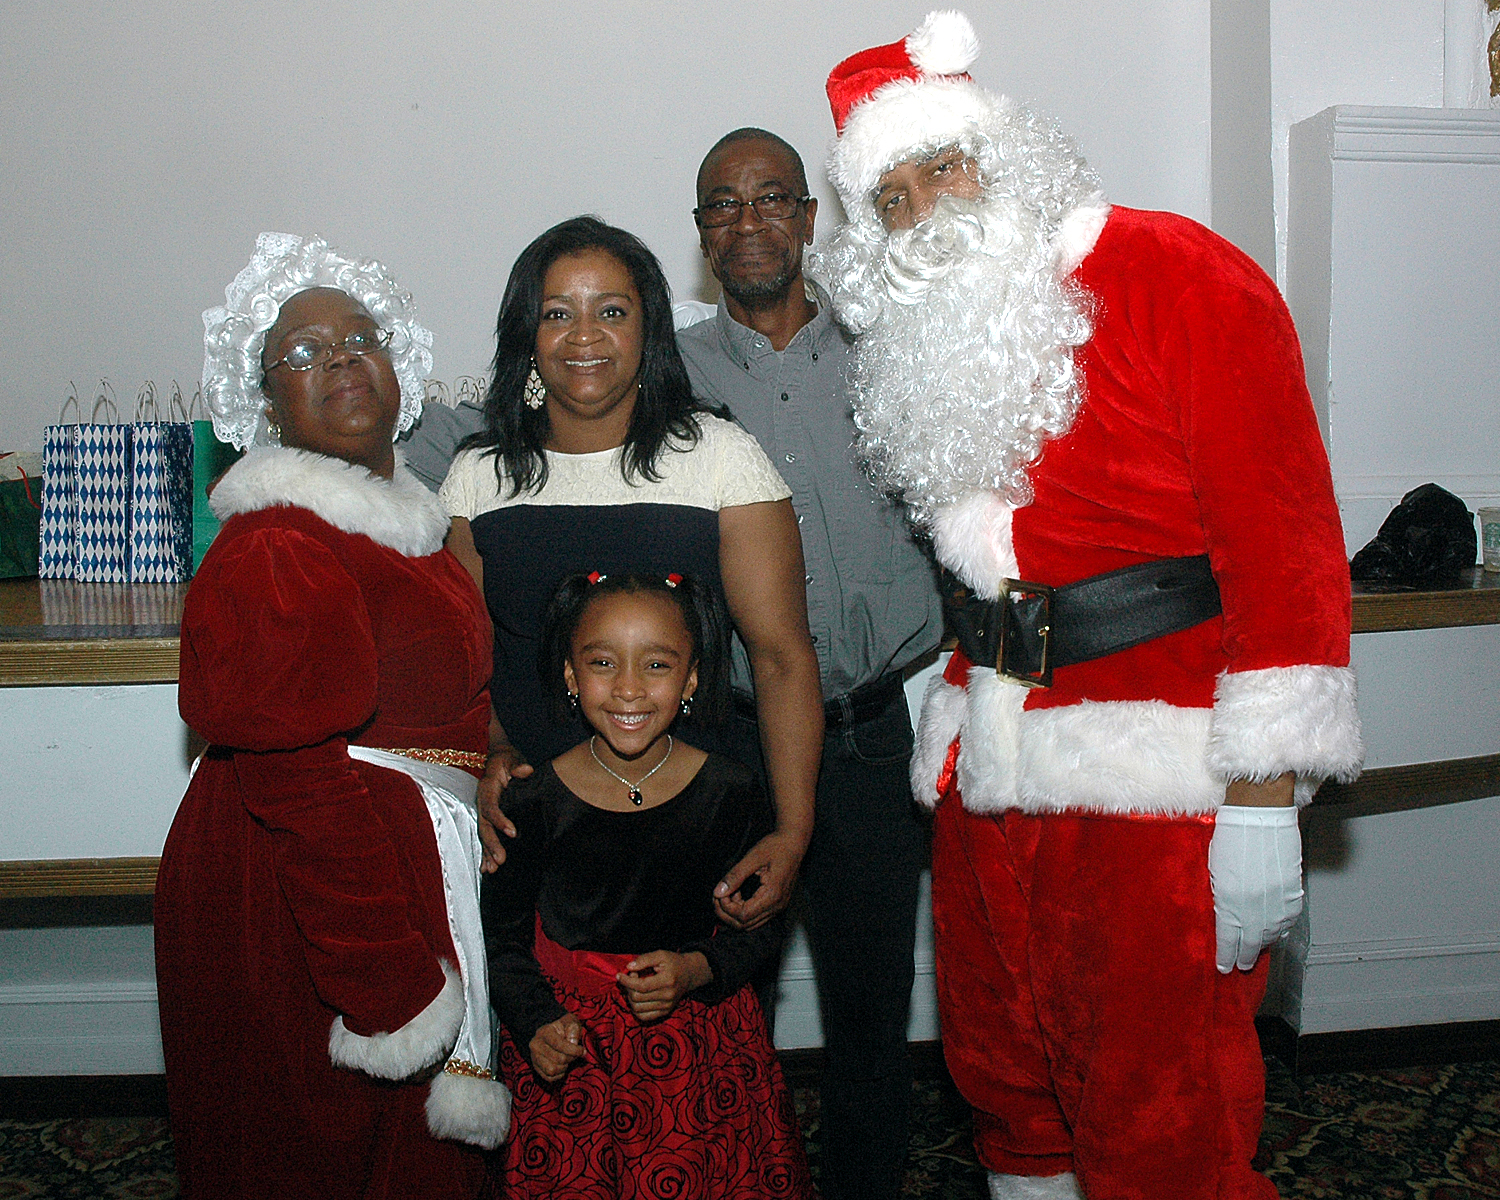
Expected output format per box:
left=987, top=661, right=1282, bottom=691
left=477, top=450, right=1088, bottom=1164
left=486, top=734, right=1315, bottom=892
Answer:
left=0, top=857, right=160, bottom=899
left=0, top=639, right=180, bottom=686
left=1351, top=567, right=1500, bottom=633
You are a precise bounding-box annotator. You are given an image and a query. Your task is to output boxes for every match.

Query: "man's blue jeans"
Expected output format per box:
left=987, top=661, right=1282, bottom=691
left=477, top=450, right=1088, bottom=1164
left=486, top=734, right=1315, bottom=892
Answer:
left=725, top=687, right=929, bottom=1200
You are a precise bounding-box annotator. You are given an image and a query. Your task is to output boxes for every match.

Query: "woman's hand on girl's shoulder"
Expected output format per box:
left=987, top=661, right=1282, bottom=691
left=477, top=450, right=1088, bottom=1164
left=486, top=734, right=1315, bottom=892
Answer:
left=529, top=1012, right=586, bottom=1083
left=616, top=951, right=713, bottom=1024
left=478, top=743, right=532, bottom=873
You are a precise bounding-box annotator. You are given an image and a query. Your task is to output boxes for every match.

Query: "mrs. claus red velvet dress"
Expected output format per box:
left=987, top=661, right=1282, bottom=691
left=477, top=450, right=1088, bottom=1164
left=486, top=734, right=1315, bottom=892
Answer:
left=909, top=207, right=1364, bottom=1198
left=155, top=447, right=497, bottom=1199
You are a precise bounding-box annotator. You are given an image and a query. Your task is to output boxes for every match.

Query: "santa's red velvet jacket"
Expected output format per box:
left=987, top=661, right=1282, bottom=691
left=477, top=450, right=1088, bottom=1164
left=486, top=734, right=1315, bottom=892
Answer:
left=912, top=204, right=1364, bottom=816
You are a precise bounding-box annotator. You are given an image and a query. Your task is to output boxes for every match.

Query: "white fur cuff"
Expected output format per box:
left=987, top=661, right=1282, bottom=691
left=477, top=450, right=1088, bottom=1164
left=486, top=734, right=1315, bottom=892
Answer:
left=426, top=1069, right=512, bottom=1149
left=329, top=960, right=463, bottom=1080
left=912, top=671, right=967, bottom=809
left=1207, top=665, right=1364, bottom=799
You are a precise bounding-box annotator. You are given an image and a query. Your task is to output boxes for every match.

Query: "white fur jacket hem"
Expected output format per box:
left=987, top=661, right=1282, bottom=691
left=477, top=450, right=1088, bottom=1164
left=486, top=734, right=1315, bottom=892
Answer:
left=211, top=446, right=449, bottom=557
left=915, top=662, right=1364, bottom=816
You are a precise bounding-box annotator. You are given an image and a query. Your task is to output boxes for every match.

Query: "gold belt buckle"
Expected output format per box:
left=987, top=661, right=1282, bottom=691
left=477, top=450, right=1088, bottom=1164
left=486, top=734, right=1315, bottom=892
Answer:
left=996, top=578, right=1055, bottom=689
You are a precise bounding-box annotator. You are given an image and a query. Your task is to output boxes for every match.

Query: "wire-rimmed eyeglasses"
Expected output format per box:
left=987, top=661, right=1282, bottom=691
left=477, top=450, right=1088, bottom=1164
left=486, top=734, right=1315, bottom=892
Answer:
left=693, top=192, right=812, bottom=228
left=263, top=328, right=395, bottom=373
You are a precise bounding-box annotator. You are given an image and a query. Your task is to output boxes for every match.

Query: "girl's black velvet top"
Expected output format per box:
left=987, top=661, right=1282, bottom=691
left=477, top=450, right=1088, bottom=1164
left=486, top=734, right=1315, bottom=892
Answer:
left=482, top=750, right=781, bottom=1045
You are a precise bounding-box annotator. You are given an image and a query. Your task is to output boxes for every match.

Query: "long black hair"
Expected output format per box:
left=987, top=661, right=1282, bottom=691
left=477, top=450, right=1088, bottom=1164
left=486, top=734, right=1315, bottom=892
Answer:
left=538, top=571, right=731, bottom=728
left=462, top=216, right=725, bottom=496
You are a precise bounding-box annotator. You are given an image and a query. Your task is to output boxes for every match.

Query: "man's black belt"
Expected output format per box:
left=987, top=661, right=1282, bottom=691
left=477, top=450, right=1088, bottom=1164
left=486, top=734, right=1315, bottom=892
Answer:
left=942, top=555, right=1221, bottom=688
left=732, top=670, right=904, bottom=731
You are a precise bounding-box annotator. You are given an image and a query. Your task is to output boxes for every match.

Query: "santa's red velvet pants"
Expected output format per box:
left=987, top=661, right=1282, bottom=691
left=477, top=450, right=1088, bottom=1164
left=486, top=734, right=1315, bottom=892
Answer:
left=931, top=793, right=1278, bottom=1200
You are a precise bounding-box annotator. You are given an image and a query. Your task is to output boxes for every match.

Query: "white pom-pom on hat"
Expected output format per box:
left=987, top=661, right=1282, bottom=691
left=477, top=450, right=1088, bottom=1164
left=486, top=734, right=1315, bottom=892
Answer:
left=906, top=10, right=981, bottom=77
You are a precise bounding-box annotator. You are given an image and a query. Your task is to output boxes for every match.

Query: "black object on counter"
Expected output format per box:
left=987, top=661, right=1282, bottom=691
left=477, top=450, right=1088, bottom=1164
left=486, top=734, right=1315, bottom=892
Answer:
left=1350, top=483, right=1477, bottom=589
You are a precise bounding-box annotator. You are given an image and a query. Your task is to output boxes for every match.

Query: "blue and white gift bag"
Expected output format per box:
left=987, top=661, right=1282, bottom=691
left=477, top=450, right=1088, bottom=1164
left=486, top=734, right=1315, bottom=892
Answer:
left=39, top=414, right=79, bottom=579
left=40, top=381, right=199, bottom=584
left=73, top=419, right=132, bottom=583
left=127, top=384, right=194, bottom=582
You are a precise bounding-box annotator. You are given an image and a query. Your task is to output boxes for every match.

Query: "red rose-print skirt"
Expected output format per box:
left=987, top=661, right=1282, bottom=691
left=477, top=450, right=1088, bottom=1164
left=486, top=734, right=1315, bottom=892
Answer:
left=487, top=954, right=812, bottom=1199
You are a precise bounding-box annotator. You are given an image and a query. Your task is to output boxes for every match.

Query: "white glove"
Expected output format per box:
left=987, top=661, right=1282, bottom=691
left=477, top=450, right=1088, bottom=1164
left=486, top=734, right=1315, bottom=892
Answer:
left=1207, top=804, right=1303, bottom=974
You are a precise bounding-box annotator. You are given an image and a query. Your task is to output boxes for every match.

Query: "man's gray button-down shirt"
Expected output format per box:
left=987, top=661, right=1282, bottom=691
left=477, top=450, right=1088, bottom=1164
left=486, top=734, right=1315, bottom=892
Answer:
left=676, top=300, right=942, bottom=699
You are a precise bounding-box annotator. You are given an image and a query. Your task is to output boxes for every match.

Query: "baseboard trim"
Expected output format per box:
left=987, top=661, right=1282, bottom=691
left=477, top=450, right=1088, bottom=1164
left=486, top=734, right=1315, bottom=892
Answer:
left=0, top=1044, right=955, bottom=1118
left=0, top=1072, right=169, bottom=1119
left=1257, top=1015, right=1500, bottom=1075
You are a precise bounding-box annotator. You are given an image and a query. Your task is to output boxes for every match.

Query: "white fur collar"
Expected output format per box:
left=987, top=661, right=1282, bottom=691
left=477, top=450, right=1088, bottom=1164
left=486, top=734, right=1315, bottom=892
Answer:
left=211, top=446, right=449, bottom=557
left=1052, top=201, right=1111, bottom=276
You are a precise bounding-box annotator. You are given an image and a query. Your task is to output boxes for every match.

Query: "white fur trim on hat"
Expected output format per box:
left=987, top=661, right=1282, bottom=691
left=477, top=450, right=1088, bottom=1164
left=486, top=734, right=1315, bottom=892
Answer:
left=906, top=10, right=981, bottom=76
left=912, top=671, right=968, bottom=809
left=426, top=1069, right=512, bottom=1149
left=329, top=959, right=463, bottom=1081
left=211, top=446, right=449, bottom=557
left=1207, top=665, right=1364, bottom=800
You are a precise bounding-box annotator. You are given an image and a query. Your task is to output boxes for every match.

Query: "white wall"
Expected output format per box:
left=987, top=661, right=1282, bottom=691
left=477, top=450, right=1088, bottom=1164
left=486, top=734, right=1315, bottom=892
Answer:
left=0, top=0, right=1212, bottom=451
left=1268, top=0, right=1446, bottom=284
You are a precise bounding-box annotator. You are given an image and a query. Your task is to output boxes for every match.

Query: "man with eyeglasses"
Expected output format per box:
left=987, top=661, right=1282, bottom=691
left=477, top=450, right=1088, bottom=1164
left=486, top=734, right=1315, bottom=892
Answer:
left=676, top=127, right=943, bottom=1200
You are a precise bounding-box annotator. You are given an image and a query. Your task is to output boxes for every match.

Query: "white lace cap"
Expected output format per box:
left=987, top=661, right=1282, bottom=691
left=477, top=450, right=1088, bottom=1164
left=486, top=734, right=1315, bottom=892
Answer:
left=201, top=232, right=435, bottom=450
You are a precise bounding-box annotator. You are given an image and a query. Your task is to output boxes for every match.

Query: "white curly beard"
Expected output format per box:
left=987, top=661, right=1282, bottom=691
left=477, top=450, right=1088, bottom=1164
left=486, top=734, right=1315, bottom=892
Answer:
left=812, top=192, right=1093, bottom=529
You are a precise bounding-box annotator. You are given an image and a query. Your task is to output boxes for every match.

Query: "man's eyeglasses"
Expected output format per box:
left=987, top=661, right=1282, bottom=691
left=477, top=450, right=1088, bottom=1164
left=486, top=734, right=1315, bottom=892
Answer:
left=693, top=192, right=812, bottom=228
left=263, top=328, right=394, bottom=373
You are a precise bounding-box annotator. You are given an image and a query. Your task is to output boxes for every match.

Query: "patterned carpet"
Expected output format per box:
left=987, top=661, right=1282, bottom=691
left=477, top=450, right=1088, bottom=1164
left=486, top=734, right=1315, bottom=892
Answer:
left=2, top=1058, right=1497, bottom=1198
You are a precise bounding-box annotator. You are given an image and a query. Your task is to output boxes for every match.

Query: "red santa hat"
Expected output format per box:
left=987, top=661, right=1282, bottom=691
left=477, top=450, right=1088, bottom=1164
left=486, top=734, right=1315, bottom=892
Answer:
left=826, top=11, right=994, bottom=216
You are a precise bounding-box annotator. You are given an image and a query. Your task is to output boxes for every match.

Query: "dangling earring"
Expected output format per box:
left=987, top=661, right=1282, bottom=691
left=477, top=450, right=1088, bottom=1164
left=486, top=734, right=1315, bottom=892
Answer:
left=265, top=413, right=282, bottom=444
left=524, top=360, right=546, bottom=410
left=680, top=695, right=694, bottom=718
left=568, top=691, right=580, bottom=712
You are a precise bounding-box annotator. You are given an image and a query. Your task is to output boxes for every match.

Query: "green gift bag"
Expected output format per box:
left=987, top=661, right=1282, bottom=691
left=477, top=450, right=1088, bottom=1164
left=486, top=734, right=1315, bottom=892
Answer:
left=180, top=385, right=241, bottom=571
left=0, top=451, right=43, bottom=579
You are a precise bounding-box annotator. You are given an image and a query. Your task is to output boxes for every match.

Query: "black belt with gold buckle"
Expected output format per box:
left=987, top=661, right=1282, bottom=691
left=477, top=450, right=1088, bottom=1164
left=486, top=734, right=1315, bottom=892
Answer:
left=942, top=555, right=1222, bottom=688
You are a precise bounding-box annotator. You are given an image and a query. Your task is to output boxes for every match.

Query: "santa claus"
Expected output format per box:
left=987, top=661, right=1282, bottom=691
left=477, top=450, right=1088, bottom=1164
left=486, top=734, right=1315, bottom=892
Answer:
left=812, top=12, right=1364, bottom=1200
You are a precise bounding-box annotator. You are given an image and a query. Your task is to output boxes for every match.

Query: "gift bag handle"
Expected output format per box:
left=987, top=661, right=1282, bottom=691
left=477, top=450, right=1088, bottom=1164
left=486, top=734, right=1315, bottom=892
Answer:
left=60, top=383, right=82, bottom=424
left=136, top=381, right=161, bottom=424
left=167, top=382, right=194, bottom=423
left=90, top=379, right=120, bottom=425
left=454, top=375, right=488, bottom=408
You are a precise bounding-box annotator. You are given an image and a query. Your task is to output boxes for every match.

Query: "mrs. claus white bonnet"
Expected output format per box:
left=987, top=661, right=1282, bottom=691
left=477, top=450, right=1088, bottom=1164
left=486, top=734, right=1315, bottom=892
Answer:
left=201, top=233, right=435, bottom=450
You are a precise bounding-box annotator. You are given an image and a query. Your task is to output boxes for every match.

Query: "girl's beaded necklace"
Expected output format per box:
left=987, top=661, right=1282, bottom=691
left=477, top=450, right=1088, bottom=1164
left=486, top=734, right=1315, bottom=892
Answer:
left=588, top=735, right=674, bottom=806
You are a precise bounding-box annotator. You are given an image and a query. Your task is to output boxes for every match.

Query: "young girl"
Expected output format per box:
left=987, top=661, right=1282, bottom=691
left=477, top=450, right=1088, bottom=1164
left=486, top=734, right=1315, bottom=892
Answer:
left=482, top=571, right=813, bottom=1200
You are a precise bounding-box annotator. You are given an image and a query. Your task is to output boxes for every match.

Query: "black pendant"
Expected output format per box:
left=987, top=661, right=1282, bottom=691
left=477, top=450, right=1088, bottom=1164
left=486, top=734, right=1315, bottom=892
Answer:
left=629, top=788, right=643, bottom=806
